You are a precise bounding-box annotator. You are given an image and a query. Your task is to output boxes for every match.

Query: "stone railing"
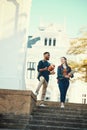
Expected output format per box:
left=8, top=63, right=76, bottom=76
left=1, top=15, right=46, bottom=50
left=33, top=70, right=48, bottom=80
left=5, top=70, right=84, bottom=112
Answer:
left=0, top=89, right=36, bottom=115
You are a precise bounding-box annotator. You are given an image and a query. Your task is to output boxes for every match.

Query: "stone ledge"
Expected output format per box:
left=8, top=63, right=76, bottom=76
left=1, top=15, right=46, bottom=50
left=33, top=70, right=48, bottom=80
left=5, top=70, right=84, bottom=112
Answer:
left=0, top=89, right=36, bottom=115
left=0, top=89, right=36, bottom=100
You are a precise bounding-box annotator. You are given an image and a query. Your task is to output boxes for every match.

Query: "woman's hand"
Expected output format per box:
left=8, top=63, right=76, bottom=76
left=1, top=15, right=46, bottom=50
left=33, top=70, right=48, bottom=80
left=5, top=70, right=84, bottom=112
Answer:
left=68, top=73, right=72, bottom=77
left=64, top=75, right=70, bottom=78
left=57, top=79, right=59, bottom=83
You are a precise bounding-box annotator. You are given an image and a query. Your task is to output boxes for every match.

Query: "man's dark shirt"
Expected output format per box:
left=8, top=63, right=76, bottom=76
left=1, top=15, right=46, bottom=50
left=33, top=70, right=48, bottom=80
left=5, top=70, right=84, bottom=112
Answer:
left=37, top=60, right=50, bottom=82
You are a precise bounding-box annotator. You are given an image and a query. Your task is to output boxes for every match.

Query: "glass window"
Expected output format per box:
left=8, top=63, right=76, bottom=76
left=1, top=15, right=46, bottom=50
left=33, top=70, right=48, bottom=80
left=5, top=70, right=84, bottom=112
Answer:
left=27, top=62, right=36, bottom=79
left=44, top=38, right=47, bottom=46
left=82, top=94, right=86, bottom=104
left=49, top=38, right=51, bottom=46
left=53, top=38, right=56, bottom=46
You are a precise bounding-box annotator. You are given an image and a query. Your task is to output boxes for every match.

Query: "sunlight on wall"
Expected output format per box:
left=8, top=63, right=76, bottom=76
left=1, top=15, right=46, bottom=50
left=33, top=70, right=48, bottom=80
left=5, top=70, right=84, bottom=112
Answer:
left=0, top=0, right=32, bottom=90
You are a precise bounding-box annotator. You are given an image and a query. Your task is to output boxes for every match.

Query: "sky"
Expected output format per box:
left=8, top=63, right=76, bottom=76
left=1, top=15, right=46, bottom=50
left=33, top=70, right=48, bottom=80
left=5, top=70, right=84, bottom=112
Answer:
left=29, top=0, right=87, bottom=38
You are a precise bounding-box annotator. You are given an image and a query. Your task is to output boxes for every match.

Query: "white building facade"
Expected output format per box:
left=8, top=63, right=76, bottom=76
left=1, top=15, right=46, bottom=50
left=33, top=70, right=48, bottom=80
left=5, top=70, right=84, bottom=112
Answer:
left=25, top=23, right=70, bottom=101
left=25, top=23, right=87, bottom=104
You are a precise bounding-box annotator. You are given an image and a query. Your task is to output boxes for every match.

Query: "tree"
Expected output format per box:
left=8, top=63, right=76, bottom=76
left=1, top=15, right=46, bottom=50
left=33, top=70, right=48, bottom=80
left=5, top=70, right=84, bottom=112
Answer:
left=67, top=38, right=87, bottom=55
left=67, top=30, right=87, bottom=82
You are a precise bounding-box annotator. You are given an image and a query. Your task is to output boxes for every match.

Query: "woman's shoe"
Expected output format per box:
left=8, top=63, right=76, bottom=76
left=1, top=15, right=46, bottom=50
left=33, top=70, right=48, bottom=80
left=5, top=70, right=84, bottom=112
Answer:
left=60, top=102, right=65, bottom=108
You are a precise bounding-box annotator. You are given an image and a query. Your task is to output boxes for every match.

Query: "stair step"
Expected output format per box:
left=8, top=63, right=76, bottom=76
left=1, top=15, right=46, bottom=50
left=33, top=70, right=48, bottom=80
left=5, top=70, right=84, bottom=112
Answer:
left=37, top=101, right=87, bottom=109
left=26, top=124, right=85, bottom=130
left=35, top=106, right=87, bottom=112
left=0, top=124, right=25, bottom=129
left=0, top=119, right=28, bottom=123
left=32, top=106, right=87, bottom=115
left=33, top=108, right=87, bottom=115
left=28, top=104, right=87, bottom=130
left=29, top=119, right=87, bottom=128
left=0, top=114, right=29, bottom=129
left=29, top=115, right=87, bottom=123
left=0, top=129, right=21, bottom=130
left=0, top=102, right=87, bottom=130
left=32, top=111, right=86, bottom=119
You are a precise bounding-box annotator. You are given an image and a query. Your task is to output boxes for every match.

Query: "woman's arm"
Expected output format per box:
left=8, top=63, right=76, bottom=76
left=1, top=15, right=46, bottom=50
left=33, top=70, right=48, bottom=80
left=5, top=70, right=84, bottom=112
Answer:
left=57, top=66, right=64, bottom=79
left=68, top=67, right=74, bottom=78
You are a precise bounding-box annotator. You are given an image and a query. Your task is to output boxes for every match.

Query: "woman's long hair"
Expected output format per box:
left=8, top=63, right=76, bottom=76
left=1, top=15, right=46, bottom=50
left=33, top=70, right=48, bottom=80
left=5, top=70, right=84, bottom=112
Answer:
left=61, top=57, right=68, bottom=66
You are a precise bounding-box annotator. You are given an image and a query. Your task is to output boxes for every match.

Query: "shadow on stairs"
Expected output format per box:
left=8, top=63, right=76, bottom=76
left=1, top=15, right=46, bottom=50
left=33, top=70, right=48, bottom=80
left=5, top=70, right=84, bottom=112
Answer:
left=0, top=101, right=87, bottom=130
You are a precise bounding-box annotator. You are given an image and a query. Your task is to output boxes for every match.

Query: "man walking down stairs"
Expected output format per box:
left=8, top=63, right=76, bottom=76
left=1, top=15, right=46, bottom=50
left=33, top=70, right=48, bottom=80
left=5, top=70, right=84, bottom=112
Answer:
left=0, top=102, right=87, bottom=130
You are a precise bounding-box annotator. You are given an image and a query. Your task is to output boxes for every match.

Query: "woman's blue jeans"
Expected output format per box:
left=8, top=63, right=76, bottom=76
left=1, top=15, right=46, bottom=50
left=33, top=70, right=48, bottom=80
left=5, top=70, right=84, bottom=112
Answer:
left=58, top=78, right=69, bottom=103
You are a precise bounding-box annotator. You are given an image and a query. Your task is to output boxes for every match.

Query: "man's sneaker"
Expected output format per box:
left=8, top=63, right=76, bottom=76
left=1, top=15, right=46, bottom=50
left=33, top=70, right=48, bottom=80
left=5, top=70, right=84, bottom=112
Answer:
left=60, top=103, right=65, bottom=108
left=34, top=91, right=38, bottom=96
left=39, top=104, right=46, bottom=107
left=39, top=100, right=45, bottom=107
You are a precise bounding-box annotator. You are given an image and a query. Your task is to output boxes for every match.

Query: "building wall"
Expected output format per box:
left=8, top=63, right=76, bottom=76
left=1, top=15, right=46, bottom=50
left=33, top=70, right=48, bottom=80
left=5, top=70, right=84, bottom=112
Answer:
left=0, top=0, right=32, bottom=90
left=26, top=24, right=87, bottom=104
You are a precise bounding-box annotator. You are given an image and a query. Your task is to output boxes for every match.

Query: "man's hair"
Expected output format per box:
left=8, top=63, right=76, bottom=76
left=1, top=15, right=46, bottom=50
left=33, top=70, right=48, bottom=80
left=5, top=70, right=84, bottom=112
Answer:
left=43, top=52, right=50, bottom=55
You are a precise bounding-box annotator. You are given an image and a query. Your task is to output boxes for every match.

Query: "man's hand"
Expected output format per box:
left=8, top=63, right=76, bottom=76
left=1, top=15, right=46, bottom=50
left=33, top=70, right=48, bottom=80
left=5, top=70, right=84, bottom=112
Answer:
left=50, top=70, right=55, bottom=75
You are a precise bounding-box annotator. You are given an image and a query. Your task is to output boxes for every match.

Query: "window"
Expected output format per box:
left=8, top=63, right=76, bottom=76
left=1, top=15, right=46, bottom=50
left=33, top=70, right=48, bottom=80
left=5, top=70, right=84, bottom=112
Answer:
left=82, top=94, right=86, bottom=104
left=44, top=38, right=56, bottom=46
left=27, top=62, right=36, bottom=79
left=53, top=39, right=56, bottom=46
left=44, top=38, right=47, bottom=46
left=49, top=38, right=51, bottom=46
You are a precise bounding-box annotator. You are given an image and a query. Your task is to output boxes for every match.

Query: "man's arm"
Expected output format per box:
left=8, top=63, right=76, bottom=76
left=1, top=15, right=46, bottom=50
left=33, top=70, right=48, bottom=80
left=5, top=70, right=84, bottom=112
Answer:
left=39, top=67, right=48, bottom=72
left=37, top=61, right=48, bottom=72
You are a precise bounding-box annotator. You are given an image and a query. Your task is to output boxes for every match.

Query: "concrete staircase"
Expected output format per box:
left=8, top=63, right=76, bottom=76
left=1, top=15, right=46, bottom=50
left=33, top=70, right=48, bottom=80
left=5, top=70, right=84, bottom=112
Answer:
left=0, top=114, right=28, bottom=130
left=0, top=102, right=87, bottom=130
left=26, top=102, right=87, bottom=130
